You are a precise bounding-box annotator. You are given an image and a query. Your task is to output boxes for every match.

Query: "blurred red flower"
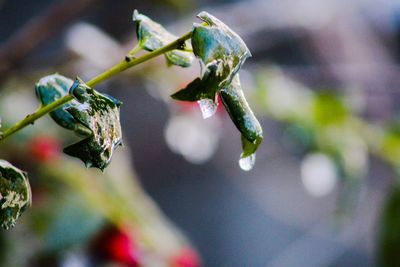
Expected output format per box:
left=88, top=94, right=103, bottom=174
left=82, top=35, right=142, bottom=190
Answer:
left=28, top=135, right=61, bottom=162
left=171, top=247, right=201, bottom=267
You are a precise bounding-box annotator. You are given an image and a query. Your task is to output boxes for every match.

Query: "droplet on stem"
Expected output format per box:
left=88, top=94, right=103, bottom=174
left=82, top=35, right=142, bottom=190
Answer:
left=239, top=153, right=255, bottom=171
left=197, top=99, right=217, bottom=119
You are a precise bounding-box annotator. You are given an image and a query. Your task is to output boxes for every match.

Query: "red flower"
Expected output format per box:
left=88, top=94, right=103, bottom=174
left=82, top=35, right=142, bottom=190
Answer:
left=28, top=135, right=60, bottom=162
left=92, top=226, right=140, bottom=267
left=171, top=247, right=201, bottom=267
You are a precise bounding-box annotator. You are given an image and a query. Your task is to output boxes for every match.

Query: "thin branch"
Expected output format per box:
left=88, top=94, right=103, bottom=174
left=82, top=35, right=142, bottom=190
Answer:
left=0, top=31, right=193, bottom=142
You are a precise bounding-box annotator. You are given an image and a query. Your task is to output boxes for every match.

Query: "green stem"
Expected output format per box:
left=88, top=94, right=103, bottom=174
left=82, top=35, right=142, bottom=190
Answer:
left=127, top=44, right=142, bottom=56
left=1, top=95, right=74, bottom=140
left=87, top=31, right=191, bottom=87
left=0, top=31, right=192, bottom=142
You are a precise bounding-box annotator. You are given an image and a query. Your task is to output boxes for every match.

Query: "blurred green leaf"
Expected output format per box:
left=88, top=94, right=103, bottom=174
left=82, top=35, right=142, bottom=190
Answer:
left=45, top=194, right=104, bottom=251
left=35, top=74, right=92, bottom=136
left=382, top=128, right=400, bottom=166
left=379, top=184, right=400, bottom=267
left=0, top=160, right=31, bottom=229
left=133, top=10, right=193, bottom=67
left=63, top=78, right=123, bottom=171
left=312, top=92, right=348, bottom=126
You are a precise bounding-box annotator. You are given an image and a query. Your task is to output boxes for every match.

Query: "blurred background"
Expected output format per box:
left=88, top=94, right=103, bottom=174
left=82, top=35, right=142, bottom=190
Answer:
left=1, top=0, right=400, bottom=266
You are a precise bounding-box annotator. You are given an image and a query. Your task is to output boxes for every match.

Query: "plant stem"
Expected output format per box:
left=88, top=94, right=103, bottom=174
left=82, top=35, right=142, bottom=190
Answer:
left=0, top=31, right=192, bottom=142
left=127, top=44, right=142, bottom=56
left=87, top=31, right=192, bottom=87
left=1, top=95, right=74, bottom=140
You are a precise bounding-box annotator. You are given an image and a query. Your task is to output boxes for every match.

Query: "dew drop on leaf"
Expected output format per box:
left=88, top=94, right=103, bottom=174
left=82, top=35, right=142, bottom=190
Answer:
left=197, top=99, right=217, bottom=119
left=239, top=153, right=256, bottom=171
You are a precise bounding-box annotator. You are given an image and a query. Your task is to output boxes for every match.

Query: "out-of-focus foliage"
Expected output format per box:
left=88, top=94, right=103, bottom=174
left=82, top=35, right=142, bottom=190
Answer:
left=256, top=68, right=370, bottom=211
left=379, top=184, right=400, bottom=267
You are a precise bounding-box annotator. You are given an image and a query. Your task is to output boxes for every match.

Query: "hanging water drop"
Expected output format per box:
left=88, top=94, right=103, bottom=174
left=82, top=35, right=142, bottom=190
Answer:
left=197, top=99, right=217, bottom=119
left=239, top=153, right=256, bottom=171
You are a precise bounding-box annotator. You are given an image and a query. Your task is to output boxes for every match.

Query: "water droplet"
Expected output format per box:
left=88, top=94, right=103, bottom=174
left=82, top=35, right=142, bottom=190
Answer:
left=239, top=153, right=256, bottom=171
left=197, top=99, right=217, bottom=119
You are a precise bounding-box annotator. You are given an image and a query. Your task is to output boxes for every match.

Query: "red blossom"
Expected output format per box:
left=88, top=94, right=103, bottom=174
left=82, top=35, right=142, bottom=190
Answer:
left=92, top=226, right=140, bottom=267
left=28, top=135, right=61, bottom=162
left=171, top=247, right=201, bottom=267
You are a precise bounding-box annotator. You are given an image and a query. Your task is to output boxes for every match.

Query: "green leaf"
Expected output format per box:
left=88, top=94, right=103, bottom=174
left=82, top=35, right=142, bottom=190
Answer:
left=133, top=10, right=193, bottom=67
left=63, top=78, right=123, bottom=171
left=192, top=11, right=251, bottom=86
left=171, top=60, right=223, bottom=102
left=312, top=91, right=348, bottom=126
left=35, top=74, right=92, bottom=136
left=164, top=50, right=193, bottom=68
left=171, top=12, right=262, bottom=170
left=0, top=160, right=31, bottom=229
left=220, top=75, right=262, bottom=158
left=379, top=184, right=400, bottom=267
left=171, top=11, right=251, bottom=111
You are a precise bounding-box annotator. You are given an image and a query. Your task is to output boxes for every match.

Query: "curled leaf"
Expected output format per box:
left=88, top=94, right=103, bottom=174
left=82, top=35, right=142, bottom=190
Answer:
left=0, top=160, right=31, bottom=229
left=171, top=12, right=262, bottom=170
left=171, top=60, right=222, bottom=102
left=172, top=11, right=251, bottom=106
left=220, top=75, right=262, bottom=168
left=35, top=74, right=92, bottom=136
left=133, top=10, right=193, bottom=67
left=192, top=11, right=251, bottom=84
left=63, top=78, right=123, bottom=171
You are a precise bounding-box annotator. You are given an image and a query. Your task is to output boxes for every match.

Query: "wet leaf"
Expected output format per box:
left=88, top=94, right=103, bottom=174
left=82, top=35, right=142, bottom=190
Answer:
left=192, top=11, right=251, bottom=85
left=172, top=11, right=251, bottom=105
left=220, top=75, right=262, bottom=159
left=171, top=12, right=262, bottom=170
left=164, top=50, right=193, bottom=68
left=35, top=74, right=92, bottom=136
left=133, top=10, right=193, bottom=67
left=63, top=78, right=123, bottom=171
left=0, top=160, right=31, bottom=229
left=171, top=60, right=222, bottom=102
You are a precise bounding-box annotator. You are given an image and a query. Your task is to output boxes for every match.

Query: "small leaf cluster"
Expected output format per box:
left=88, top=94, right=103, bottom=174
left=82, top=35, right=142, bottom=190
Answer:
left=36, top=75, right=123, bottom=170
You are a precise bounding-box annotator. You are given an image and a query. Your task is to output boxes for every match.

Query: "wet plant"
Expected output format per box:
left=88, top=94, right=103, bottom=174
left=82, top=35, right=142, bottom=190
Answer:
left=0, top=10, right=262, bottom=229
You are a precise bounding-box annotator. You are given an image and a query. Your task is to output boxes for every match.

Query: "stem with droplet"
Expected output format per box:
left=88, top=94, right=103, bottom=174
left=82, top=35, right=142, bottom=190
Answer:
left=0, top=31, right=192, bottom=142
